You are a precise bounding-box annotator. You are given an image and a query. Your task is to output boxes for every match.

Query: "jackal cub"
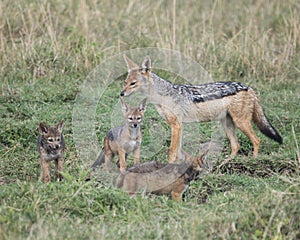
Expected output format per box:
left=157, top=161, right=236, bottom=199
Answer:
left=92, top=98, right=147, bottom=172
left=38, top=120, right=65, bottom=183
left=114, top=151, right=205, bottom=201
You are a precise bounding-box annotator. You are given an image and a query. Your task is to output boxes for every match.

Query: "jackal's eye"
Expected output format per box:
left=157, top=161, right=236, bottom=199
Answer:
left=48, top=137, right=53, bottom=142
left=128, top=117, right=133, bottom=121
left=56, top=137, right=60, bottom=142
left=130, top=81, right=136, bottom=86
left=137, top=117, right=141, bottom=121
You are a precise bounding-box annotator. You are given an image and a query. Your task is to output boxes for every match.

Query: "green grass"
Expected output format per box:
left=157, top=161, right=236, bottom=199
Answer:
left=1, top=0, right=300, bottom=239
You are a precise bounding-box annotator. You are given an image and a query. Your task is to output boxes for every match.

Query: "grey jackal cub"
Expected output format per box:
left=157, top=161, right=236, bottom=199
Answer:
left=92, top=98, right=147, bottom=172
left=114, top=151, right=205, bottom=201
left=120, top=55, right=283, bottom=162
left=38, top=120, right=65, bottom=183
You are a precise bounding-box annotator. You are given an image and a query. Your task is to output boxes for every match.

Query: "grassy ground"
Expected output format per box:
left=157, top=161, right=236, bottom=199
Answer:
left=0, top=0, right=299, bottom=239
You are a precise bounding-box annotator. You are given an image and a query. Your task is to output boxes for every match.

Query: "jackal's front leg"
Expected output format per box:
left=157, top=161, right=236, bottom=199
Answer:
left=171, top=183, right=186, bottom=201
left=160, top=107, right=183, bottom=162
left=118, top=150, right=127, bottom=172
left=40, top=158, right=51, bottom=183
left=55, top=158, right=64, bottom=181
left=169, top=121, right=183, bottom=163
left=133, top=146, right=140, bottom=165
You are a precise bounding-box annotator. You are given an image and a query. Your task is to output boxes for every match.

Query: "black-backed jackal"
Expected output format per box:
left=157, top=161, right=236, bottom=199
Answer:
left=92, top=98, right=147, bottom=172
left=120, top=56, right=282, bottom=162
left=38, top=120, right=65, bottom=183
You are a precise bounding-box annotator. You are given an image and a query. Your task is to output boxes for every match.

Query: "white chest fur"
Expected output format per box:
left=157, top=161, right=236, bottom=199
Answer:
left=124, top=139, right=140, bottom=153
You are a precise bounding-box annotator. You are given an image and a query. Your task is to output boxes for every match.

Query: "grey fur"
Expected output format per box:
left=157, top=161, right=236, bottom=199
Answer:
left=151, top=73, right=248, bottom=103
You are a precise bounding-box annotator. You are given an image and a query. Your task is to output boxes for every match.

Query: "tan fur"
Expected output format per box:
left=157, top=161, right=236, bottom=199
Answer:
left=120, top=56, right=282, bottom=161
left=114, top=151, right=205, bottom=201
left=92, top=98, right=147, bottom=172
left=38, top=120, right=65, bottom=183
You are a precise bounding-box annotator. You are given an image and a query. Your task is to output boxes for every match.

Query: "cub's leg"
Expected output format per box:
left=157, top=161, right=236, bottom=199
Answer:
left=171, top=180, right=187, bottom=201
left=104, top=137, right=114, bottom=172
left=133, top=146, right=140, bottom=165
left=40, top=158, right=51, bottom=183
left=55, top=158, right=64, bottom=181
left=118, top=149, right=127, bottom=172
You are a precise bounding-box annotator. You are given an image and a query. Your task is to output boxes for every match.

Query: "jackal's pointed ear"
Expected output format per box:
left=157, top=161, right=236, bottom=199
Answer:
left=56, top=120, right=64, bottom=134
left=123, top=55, right=139, bottom=70
left=120, top=98, right=129, bottom=113
left=141, top=56, right=151, bottom=73
left=39, top=122, right=49, bottom=135
left=139, top=98, right=147, bottom=112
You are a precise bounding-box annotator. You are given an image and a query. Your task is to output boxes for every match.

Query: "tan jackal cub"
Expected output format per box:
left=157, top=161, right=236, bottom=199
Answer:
left=120, top=55, right=282, bottom=162
left=114, top=151, right=205, bottom=201
left=38, top=120, right=65, bottom=183
left=92, top=98, right=147, bottom=172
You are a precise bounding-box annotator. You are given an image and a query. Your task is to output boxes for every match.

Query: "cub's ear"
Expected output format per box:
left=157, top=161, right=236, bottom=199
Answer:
left=141, top=56, right=151, bottom=73
left=39, top=122, right=48, bottom=135
left=123, top=55, right=139, bottom=70
left=139, top=98, right=147, bottom=112
left=56, top=120, right=64, bottom=133
left=200, top=150, right=208, bottom=162
left=120, top=98, right=129, bottom=114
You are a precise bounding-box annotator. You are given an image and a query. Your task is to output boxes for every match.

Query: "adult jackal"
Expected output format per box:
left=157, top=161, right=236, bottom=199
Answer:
left=120, top=55, right=282, bottom=161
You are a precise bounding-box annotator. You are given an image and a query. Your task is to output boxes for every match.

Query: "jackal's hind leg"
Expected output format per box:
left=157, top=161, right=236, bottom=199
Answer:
left=104, top=137, right=114, bottom=172
left=221, top=114, right=240, bottom=156
left=104, top=153, right=113, bottom=172
left=233, top=118, right=261, bottom=157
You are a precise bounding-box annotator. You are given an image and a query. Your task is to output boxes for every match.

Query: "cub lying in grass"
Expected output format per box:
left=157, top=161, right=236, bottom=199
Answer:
left=114, top=152, right=206, bottom=201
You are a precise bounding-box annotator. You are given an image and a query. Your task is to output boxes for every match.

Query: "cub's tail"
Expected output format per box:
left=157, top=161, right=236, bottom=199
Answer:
left=91, top=148, right=105, bottom=169
left=253, top=102, right=283, bottom=144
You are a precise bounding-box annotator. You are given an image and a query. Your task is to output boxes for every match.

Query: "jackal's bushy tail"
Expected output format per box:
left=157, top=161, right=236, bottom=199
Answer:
left=253, top=102, right=283, bottom=144
left=91, top=148, right=105, bottom=169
